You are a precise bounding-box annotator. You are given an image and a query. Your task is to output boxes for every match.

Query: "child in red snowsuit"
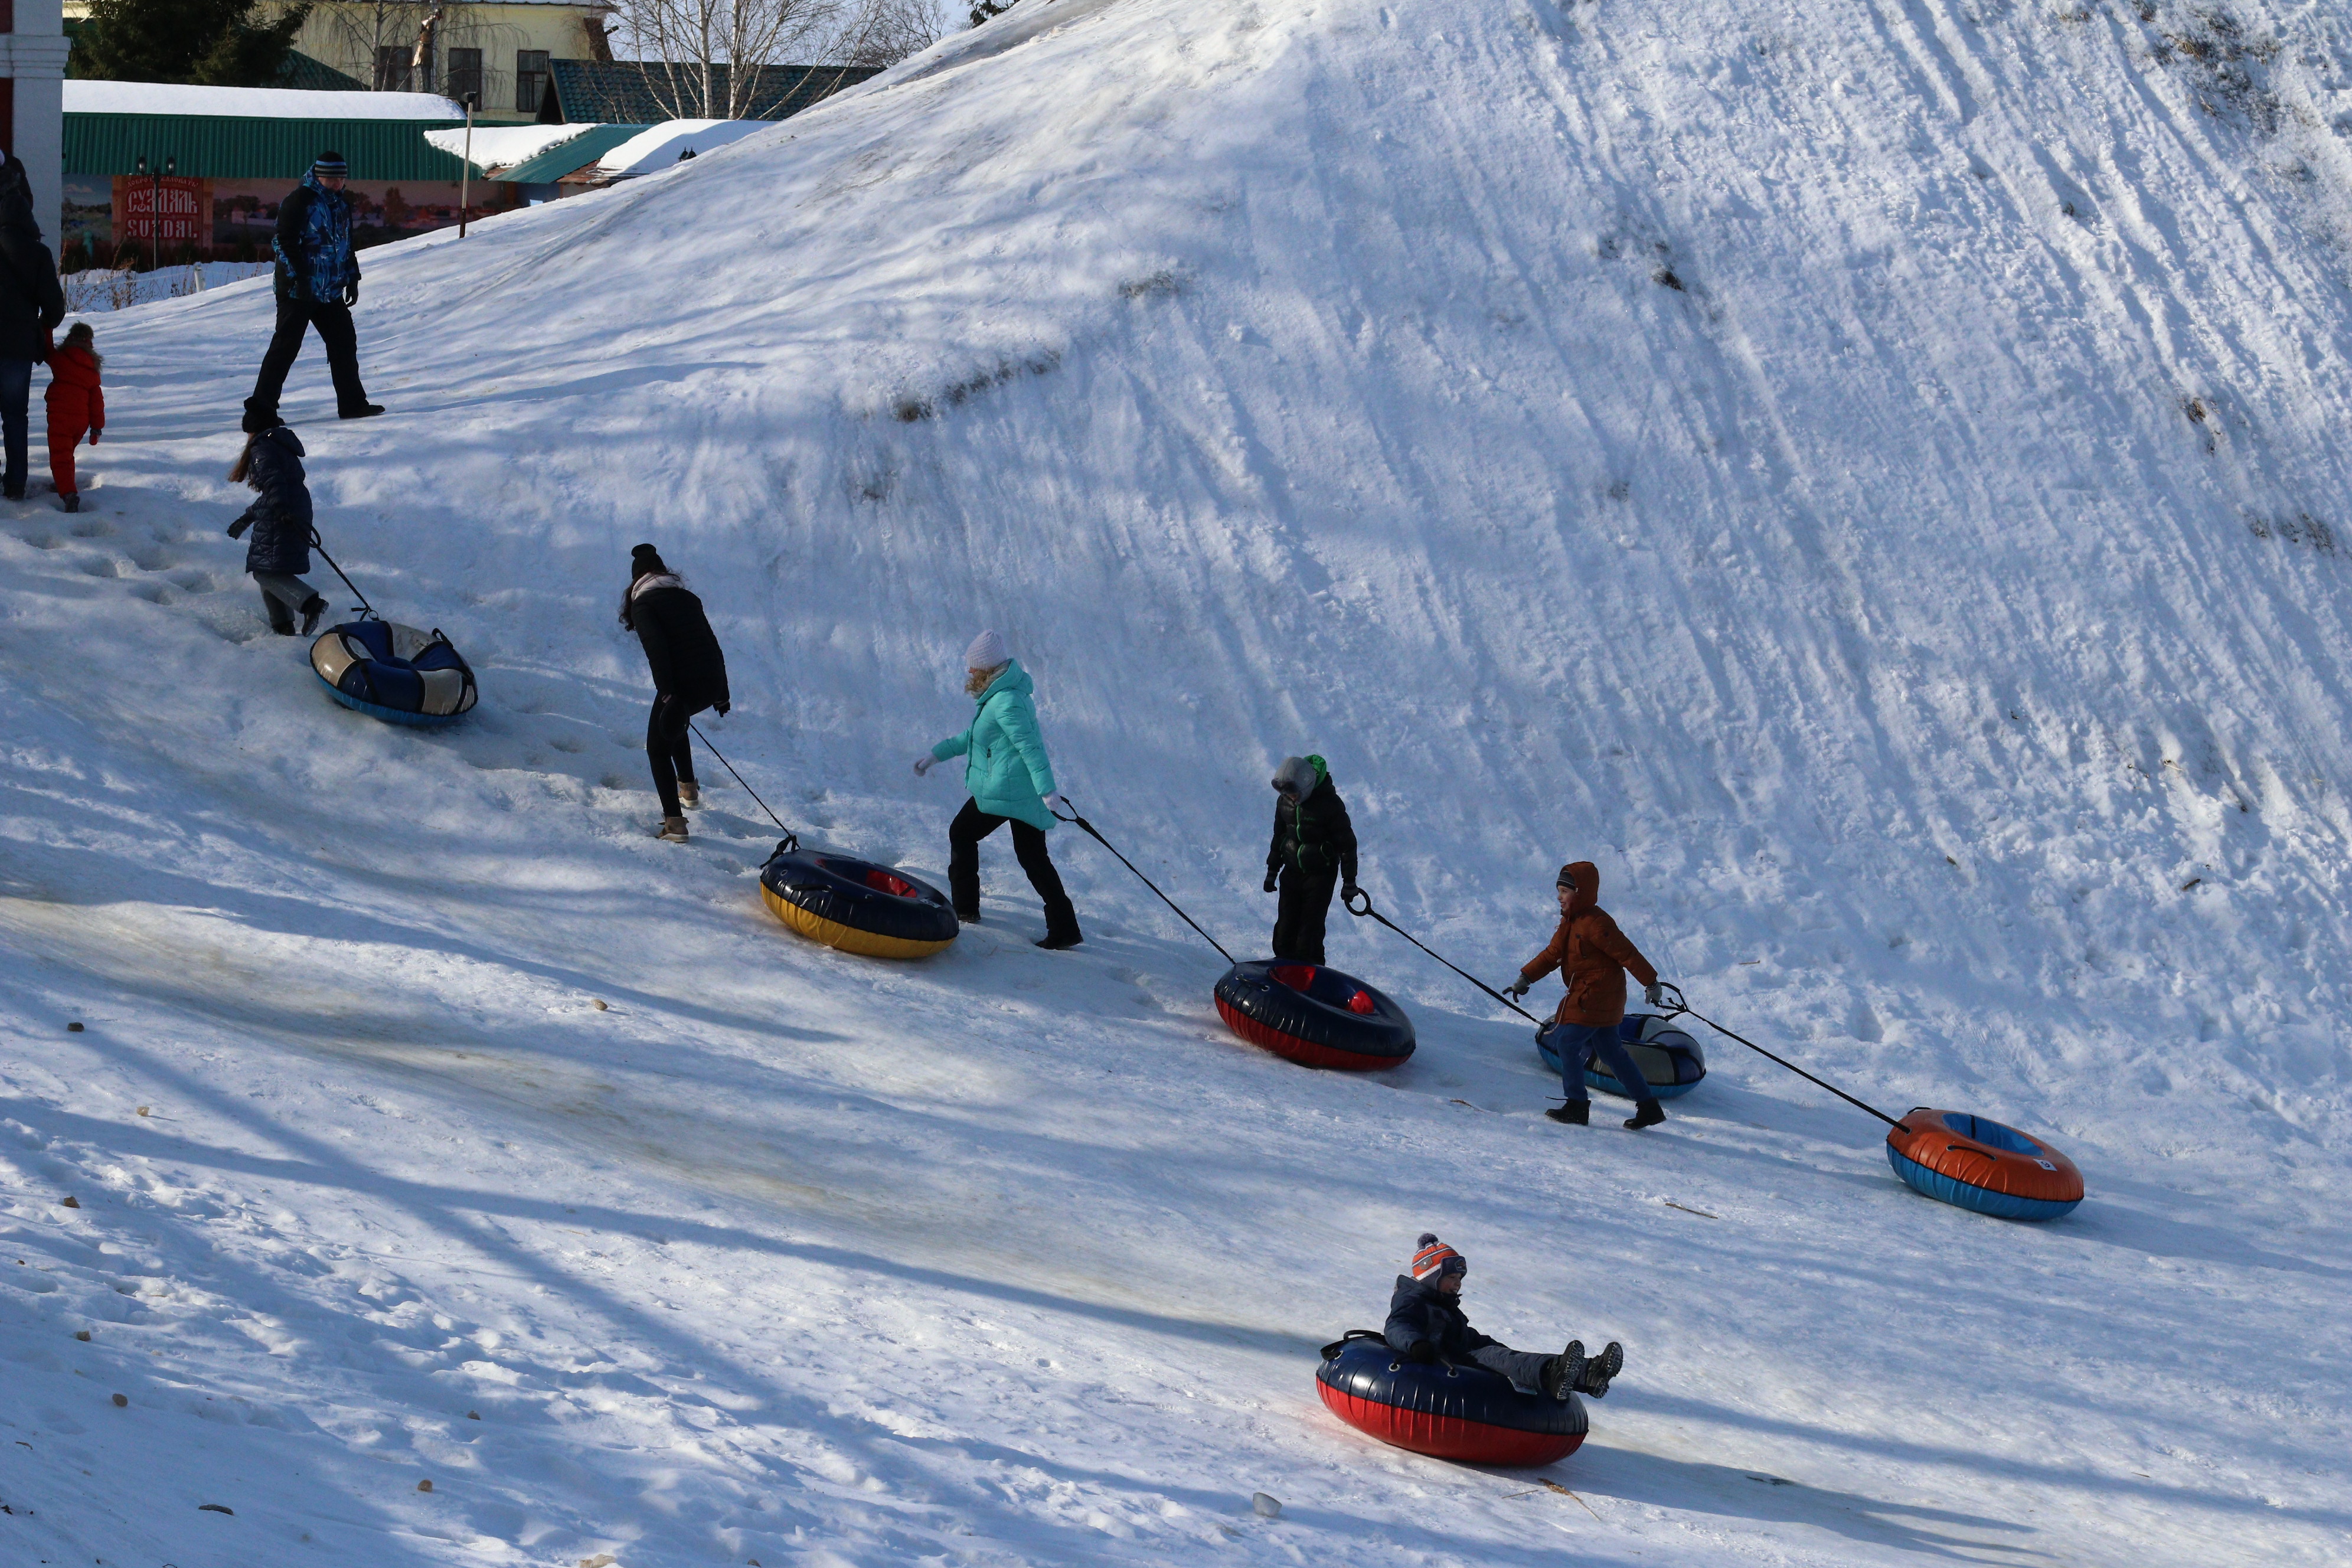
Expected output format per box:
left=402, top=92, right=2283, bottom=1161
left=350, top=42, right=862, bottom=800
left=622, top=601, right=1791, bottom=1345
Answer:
left=45, top=321, right=103, bottom=513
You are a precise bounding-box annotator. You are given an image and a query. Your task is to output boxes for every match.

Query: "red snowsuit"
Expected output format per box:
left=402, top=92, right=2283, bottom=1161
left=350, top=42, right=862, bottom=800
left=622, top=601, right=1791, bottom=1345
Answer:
left=44, top=343, right=103, bottom=499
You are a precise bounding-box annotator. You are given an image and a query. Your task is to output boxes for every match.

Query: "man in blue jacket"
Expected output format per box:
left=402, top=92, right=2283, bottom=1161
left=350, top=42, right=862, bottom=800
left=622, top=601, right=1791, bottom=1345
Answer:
left=1384, top=1234, right=1622, bottom=1400
left=244, top=152, right=383, bottom=432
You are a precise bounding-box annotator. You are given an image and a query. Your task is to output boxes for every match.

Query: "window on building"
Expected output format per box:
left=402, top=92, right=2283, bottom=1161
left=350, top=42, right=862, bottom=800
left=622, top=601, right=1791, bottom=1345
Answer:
left=446, top=48, right=483, bottom=105
left=515, top=50, right=550, bottom=114
left=375, top=46, right=412, bottom=92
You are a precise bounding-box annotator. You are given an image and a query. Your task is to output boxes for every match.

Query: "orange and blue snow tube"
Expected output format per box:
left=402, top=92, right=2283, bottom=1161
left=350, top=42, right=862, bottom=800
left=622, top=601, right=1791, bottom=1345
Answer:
left=760, top=845, right=958, bottom=959
left=1886, top=1108, right=2083, bottom=1220
left=1214, top=961, right=1415, bottom=1070
left=1317, top=1332, right=1586, bottom=1466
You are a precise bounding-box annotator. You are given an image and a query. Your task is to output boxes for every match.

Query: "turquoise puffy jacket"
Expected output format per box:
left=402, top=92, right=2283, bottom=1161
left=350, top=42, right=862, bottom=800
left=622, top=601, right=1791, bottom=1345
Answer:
left=930, top=660, right=1059, bottom=831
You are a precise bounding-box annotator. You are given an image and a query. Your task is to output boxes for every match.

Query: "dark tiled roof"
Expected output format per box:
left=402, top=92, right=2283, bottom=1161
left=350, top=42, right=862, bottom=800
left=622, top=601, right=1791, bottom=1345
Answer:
left=538, top=59, right=880, bottom=125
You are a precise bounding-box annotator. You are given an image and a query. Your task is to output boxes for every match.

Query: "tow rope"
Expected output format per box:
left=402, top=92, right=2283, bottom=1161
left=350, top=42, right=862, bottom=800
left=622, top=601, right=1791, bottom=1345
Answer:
left=1050, top=799, right=1235, bottom=965
left=688, top=721, right=799, bottom=854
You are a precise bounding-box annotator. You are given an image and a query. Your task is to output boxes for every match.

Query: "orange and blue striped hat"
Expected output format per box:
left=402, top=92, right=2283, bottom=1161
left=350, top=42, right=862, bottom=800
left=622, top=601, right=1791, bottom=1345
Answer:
left=1411, top=1233, right=1466, bottom=1282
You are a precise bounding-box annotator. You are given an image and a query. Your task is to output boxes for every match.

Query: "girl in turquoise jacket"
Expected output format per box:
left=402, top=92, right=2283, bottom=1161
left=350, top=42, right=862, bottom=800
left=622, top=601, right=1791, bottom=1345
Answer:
left=916, top=630, right=1083, bottom=948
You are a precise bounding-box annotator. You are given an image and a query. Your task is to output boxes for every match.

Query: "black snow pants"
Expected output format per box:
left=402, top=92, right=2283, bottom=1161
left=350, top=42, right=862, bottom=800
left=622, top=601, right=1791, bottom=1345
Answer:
left=646, top=693, right=703, bottom=818
left=949, top=798, right=1080, bottom=942
left=247, top=298, right=370, bottom=422
left=1272, top=865, right=1338, bottom=964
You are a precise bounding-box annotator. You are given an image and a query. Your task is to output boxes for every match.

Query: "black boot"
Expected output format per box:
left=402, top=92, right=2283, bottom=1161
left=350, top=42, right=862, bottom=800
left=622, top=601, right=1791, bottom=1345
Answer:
left=1540, top=1341, right=1588, bottom=1401
left=1544, top=1100, right=1590, bottom=1126
left=1574, top=1341, right=1623, bottom=1399
left=1034, top=927, right=1083, bottom=950
left=339, top=403, right=386, bottom=420
left=1625, top=1099, right=1665, bottom=1130
left=298, top=594, right=328, bottom=636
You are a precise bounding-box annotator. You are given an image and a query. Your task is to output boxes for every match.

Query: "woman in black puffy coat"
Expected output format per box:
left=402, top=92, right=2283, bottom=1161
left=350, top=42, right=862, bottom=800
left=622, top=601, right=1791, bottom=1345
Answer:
left=224, top=422, right=327, bottom=636
left=619, top=543, right=729, bottom=842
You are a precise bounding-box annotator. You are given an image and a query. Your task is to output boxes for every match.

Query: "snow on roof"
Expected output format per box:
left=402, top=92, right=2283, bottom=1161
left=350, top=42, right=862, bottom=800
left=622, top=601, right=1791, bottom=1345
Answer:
left=64, top=81, right=463, bottom=120
left=596, top=119, right=776, bottom=177
left=423, top=123, right=602, bottom=172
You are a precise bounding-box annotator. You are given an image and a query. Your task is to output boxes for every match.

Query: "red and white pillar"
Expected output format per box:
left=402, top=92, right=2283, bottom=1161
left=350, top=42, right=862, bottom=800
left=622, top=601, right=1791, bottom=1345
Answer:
left=0, top=0, right=68, bottom=241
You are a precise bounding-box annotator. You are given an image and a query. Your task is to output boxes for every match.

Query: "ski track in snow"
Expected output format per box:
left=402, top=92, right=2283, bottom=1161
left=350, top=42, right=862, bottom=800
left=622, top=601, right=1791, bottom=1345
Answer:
left=4, top=0, right=2350, bottom=1562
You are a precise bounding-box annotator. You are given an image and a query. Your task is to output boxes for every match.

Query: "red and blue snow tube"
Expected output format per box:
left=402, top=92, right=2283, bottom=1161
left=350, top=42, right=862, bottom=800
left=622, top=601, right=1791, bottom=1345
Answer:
left=1317, top=1332, right=1586, bottom=1466
left=1214, top=961, right=1415, bottom=1070
left=1536, top=1013, right=1707, bottom=1099
left=1886, top=1108, right=2083, bottom=1220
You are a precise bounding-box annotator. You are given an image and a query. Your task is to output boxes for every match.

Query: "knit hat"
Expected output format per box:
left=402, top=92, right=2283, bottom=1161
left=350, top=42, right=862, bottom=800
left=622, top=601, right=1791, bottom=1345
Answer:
left=964, top=628, right=1009, bottom=670
left=1410, top=1233, right=1466, bottom=1282
left=313, top=151, right=348, bottom=177
left=630, top=542, right=668, bottom=577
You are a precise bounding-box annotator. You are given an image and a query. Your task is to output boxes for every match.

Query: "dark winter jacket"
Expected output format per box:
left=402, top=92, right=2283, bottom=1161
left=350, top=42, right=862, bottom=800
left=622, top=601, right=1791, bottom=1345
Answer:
left=1383, top=1275, right=1500, bottom=1361
left=0, top=172, right=64, bottom=364
left=1518, top=860, right=1657, bottom=1028
left=1268, top=771, right=1358, bottom=886
left=226, top=427, right=315, bottom=576
left=273, top=176, right=360, bottom=305
left=626, top=576, right=730, bottom=710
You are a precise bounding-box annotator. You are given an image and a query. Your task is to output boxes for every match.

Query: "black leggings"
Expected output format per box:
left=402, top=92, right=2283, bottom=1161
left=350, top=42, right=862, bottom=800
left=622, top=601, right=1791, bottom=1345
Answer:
left=646, top=694, right=702, bottom=816
left=949, top=798, right=1079, bottom=939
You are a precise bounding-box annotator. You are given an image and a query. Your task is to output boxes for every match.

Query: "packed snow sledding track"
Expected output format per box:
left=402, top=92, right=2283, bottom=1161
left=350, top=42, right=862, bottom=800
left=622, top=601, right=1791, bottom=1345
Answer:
left=6, top=0, right=2352, bottom=1562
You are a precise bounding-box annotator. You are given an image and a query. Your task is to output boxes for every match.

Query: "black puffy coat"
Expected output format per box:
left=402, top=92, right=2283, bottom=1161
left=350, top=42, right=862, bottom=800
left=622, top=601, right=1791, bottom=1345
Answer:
left=0, top=175, right=64, bottom=364
left=626, top=578, right=730, bottom=710
left=1268, top=776, right=1358, bottom=885
left=1383, top=1275, right=1500, bottom=1360
left=227, top=427, right=315, bottom=576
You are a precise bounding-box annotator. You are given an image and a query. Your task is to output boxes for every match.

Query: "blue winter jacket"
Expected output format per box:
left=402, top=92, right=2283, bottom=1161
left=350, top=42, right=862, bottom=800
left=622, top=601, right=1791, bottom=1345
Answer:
left=226, top=427, right=315, bottom=576
left=930, top=659, right=1059, bottom=832
left=272, top=175, right=358, bottom=304
left=1384, top=1275, right=1501, bottom=1360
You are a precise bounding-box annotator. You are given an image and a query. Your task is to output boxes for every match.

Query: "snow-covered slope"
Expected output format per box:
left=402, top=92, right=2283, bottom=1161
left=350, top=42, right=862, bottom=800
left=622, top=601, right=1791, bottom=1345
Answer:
left=5, top=0, right=2350, bottom=1563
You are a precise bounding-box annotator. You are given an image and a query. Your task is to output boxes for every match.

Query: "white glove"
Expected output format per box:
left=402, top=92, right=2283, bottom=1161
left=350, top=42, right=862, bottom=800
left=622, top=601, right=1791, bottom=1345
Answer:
left=1644, top=980, right=1665, bottom=1007
left=1043, top=791, right=1073, bottom=817
left=913, top=753, right=936, bottom=776
left=1502, top=978, right=1531, bottom=1001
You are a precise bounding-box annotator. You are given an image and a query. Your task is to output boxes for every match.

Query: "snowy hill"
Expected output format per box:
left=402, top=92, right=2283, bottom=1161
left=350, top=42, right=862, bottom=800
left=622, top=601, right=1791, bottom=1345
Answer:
left=5, top=0, right=2350, bottom=1563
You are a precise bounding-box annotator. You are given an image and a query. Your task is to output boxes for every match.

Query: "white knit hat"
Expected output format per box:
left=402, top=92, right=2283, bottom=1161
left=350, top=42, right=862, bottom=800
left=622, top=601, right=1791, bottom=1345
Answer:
left=964, top=629, right=1010, bottom=669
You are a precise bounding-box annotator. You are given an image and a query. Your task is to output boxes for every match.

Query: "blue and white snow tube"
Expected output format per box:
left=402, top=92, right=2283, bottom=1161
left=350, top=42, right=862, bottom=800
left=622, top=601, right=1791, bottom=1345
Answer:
left=1536, top=1014, right=1707, bottom=1100
left=309, top=619, right=478, bottom=727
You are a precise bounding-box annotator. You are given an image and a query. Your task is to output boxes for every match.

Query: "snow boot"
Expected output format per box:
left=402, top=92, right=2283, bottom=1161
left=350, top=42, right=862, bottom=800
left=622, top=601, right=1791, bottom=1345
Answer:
left=1574, top=1341, right=1624, bottom=1399
left=61, top=493, right=79, bottom=514
left=1540, top=1341, right=1589, bottom=1401
left=1544, top=1100, right=1590, bottom=1126
left=298, top=594, right=328, bottom=636
left=1034, top=929, right=1083, bottom=950
left=1624, top=1099, right=1666, bottom=1130
left=956, top=908, right=982, bottom=925
left=677, top=780, right=701, bottom=808
left=656, top=815, right=688, bottom=842
left=339, top=403, right=386, bottom=420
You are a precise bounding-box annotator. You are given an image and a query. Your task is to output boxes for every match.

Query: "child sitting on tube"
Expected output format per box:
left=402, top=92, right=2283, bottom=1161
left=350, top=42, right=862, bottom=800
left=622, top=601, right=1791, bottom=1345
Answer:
left=1385, top=1233, right=1621, bottom=1400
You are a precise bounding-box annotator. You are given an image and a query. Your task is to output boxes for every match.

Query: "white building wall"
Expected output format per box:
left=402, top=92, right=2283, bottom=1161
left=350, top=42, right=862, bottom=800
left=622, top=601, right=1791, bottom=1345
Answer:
left=2, top=0, right=70, bottom=244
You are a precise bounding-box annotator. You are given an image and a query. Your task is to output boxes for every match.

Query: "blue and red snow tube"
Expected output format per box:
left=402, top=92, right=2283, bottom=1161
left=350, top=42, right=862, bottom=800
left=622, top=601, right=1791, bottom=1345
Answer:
left=1536, top=1012, right=1707, bottom=1099
left=1886, top=1108, right=2083, bottom=1221
left=309, top=619, right=478, bottom=727
left=1317, top=1332, right=1586, bottom=1466
left=1214, top=961, right=1415, bottom=1070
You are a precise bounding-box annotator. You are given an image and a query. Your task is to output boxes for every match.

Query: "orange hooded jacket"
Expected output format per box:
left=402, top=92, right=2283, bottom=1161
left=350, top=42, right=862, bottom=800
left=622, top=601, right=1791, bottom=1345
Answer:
left=1517, top=860, right=1657, bottom=1028
left=45, top=342, right=103, bottom=436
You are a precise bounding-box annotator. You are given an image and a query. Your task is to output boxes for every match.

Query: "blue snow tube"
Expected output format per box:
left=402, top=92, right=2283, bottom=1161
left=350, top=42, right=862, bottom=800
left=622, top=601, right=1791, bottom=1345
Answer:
left=1886, top=1109, right=2084, bottom=1221
left=1536, top=1014, right=1707, bottom=1099
left=309, top=619, right=478, bottom=727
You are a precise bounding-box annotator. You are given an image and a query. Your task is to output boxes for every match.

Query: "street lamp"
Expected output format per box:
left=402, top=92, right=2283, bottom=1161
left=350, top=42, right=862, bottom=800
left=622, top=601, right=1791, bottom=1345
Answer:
left=131, top=153, right=176, bottom=273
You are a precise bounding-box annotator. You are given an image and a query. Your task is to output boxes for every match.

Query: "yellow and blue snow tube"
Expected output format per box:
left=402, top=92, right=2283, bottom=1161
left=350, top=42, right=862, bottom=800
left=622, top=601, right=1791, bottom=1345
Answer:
left=759, top=843, right=958, bottom=959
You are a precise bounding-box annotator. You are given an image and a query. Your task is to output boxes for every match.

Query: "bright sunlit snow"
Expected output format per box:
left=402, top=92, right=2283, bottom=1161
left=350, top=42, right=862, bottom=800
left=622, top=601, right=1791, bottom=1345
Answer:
left=5, top=0, right=2348, bottom=1564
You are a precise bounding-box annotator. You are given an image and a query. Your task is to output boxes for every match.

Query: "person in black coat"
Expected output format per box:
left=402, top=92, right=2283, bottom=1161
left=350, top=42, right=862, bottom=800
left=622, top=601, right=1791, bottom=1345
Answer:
left=620, top=543, right=729, bottom=842
left=243, top=152, right=381, bottom=433
left=1263, top=753, right=1358, bottom=963
left=0, top=157, right=66, bottom=501
left=1384, top=1233, right=1622, bottom=1402
left=224, top=423, right=328, bottom=636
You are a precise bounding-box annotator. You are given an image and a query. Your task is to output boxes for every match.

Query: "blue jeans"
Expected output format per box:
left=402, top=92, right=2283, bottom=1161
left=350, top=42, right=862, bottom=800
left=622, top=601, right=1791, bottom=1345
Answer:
left=1543, top=1020, right=1657, bottom=1104
left=0, top=359, right=30, bottom=496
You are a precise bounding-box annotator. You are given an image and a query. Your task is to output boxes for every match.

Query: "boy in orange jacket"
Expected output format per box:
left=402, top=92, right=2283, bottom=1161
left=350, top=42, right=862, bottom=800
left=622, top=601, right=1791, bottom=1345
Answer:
left=45, top=321, right=102, bottom=514
left=1505, top=861, right=1670, bottom=1130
